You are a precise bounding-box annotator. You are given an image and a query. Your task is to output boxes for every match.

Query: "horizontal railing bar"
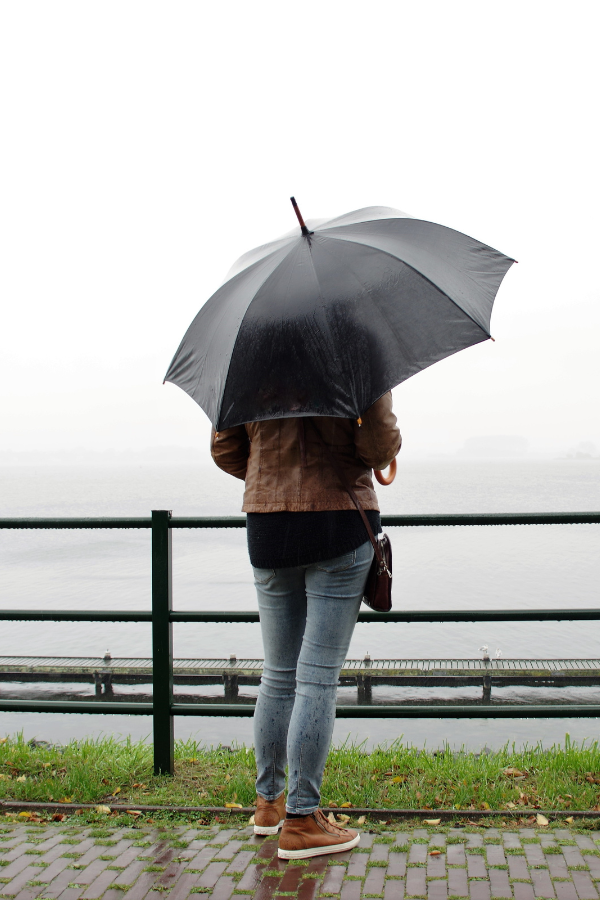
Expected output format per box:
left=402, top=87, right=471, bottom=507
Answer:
left=381, top=512, right=600, bottom=527
left=2, top=609, right=600, bottom=623
left=0, top=611, right=153, bottom=622
left=2, top=512, right=600, bottom=530
left=170, top=609, right=600, bottom=623
left=173, top=703, right=600, bottom=718
left=3, top=699, right=600, bottom=718
left=0, top=518, right=152, bottom=529
left=0, top=699, right=153, bottom=714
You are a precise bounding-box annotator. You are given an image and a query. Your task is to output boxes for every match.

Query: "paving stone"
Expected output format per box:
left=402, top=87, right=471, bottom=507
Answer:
left=508, top=856, right=531, bottom=880
left=385, top=879, right=405, bottom=899
left=195, top=861, right=228, bottom=887
left=321, top=863, right=346, bottom=893
left=388, top=852, right=407, bottom=876
left=502, top=831, right=523, bottom=850
left=347, top=852, right=369, bottom=877
left=371, top=843, right=390, bottom=862
left=513, top=884, right=535, bottom=900
left=118, top=871, right=160, bottom=900
left=467, top=854, right=488, bottom=878
left=340, top=881, right=362, bottom=900
left=430, top=835, right=447, bottom=848
left=571, top=870, right=599, bottom=899
left=488, top=868, right=511, bottom=898
left=447, top=844, right=467, bottom=865
left=2, top=863, right=38, bottom=895
left=253, top=874, right=282, bottom=900
left=563, top=847, right=588, bottom=868
left=547, top=855, right=571, bottom=878
left=406, top=865, right=426, bottom=896
left=427, top=853, right=446, bottom=877
left=236, top=863, right=268, bottom=891
left=448, top=866, right=469, bottom=896
left=69, top=857, right=109, bottom=884
left=531, top=867, right=556, bottom=898
left=554, top=883, right=579, bottom=900
left=210, top=874, right=237, bottom=900
left=81, top=866, right=119, bottom=899
left=576, top=838, right=598, bottom=851
left=467, top=834, right=484, bottom=848
left=585, top=857, right=600, bottom=879
left=364, top=867, right=386, bottom=896
left=298, top=877, right=321, bottom=900
left=486, top=845, right=506, bottom=866
left=360, top=833, right=375, bottom=849
left=470, top=881, right=491, bottom=900
left=409, top=844, right=428, bottom=864
left=213, top=840, right=243, bottom=859
left=524, top=843, right=546, bottom=866
left=225, top=849, right=256, bottom=873
left=427, top=880, right=447, bottom=900
left=278, top=865, right=304, bottom=892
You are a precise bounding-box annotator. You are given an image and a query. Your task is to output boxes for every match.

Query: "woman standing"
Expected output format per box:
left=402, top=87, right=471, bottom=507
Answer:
left=211, top=392, right=401, bottom=859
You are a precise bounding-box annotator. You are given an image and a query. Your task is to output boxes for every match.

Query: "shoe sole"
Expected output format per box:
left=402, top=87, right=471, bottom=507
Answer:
left=278, top=833, right=360, bottom=859
left=254, top=818, right=285, bottom=836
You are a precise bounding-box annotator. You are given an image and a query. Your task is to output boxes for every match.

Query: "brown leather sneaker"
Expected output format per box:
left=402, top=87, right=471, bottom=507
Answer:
left=254, top=792, right=286, bottom=835
left=278, top=809, right=360, bottom=859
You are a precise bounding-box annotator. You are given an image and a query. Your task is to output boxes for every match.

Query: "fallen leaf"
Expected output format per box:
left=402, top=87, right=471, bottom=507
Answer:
left=336, top=814, right=351, bottom=824
left=340, top=802, right=352, bottom=808
left=424, top=818, right=441, bottom=826
left=506, top=802, right=517, bottom=809
left=0, top=774, right=10, bottom=781
left=536, top=814, right=549, bottom=826
left=52, top=813, right=67, bottom=822
left=429, top=849, right=442, bottom=856
left=328, top=801, right=338, bottom=808
left=0, top=737, right=8, bottom=744
left=225, top=802, right=243, bottom=809
left=327, top=813, right=337, bottom=824
left=18, top=811, right=33, bottom=818
left=126, top=810, right=142, bottom=817
left=16, top=775, right=27, bottom=782
left=357, top=815, right=366, bottom=825
left=378, top=820, right=388, bottom=825
left=42, top=762, right=51, bottom=768
left=391, top=776, right=406, bottom=783
left=132, top=783, right=147, bottom=789
left=95, top=805, right=111, bottom=815
left=112, top=787, right=121, bottom=796
left=565, top=816, right=574, bottom=824
left=480, top=801, right=490, bottom=810
left=225, top=774, right=231, bottom=782
left=503, top=767, right=527, bottom=777
left=60, top=797, right=74, bottom=803
left=248, top=815, right=255, bottom=825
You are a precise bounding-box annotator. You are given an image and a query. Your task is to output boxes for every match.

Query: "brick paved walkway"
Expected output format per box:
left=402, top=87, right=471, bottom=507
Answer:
left=3, top=820, right=600, bottom=900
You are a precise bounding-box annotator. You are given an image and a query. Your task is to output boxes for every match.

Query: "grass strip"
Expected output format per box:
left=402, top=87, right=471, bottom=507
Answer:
left=2, top=733, right=600, bottom=814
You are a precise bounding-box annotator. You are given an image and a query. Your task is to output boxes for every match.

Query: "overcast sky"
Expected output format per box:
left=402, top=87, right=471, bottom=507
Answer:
left=1, top=1, right=598, bottom=459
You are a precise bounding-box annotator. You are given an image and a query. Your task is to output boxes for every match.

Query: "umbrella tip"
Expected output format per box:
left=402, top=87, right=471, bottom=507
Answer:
left=290, top=196, right=312, bottom=237
left=490, top=336, right=496, bottom=342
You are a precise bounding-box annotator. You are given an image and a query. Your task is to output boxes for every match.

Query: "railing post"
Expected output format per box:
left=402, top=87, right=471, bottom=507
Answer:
left=152, top=509, right=174, bottom=775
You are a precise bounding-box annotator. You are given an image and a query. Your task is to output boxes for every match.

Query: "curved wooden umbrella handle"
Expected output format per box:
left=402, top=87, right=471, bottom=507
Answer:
left=374, top=457, right=397, bottom=486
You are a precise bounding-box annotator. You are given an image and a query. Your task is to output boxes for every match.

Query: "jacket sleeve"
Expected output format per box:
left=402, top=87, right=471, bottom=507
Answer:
left=211, top=426, right=250, bottom=481
left=353, top=392, right=401, bottom=470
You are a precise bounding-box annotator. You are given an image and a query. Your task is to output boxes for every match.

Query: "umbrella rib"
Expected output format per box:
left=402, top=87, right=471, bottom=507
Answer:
left=321, top=232, right=494, bottom=339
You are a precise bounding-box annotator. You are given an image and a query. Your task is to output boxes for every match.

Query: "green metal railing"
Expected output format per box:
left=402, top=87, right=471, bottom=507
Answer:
left=1, top=509, right=600, bottom=775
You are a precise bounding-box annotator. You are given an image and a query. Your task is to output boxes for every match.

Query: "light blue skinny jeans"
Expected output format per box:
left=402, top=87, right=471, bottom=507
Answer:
left=252, top=540, right=373, bottom=814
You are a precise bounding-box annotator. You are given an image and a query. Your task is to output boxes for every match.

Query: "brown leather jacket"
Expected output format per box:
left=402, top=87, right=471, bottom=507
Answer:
left=211, top=392, right=401, bottom=513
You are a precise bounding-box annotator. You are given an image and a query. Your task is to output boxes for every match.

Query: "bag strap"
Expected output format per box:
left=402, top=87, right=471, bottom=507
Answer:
left=309, top=419, right=385, bottom=569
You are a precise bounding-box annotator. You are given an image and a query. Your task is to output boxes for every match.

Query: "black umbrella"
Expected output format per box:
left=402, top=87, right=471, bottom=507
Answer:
left=165, top=199, right=515, bottom=431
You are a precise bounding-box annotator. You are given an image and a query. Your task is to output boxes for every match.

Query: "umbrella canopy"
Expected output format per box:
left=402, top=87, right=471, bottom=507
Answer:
left=165, top=204, right=515, bottom=431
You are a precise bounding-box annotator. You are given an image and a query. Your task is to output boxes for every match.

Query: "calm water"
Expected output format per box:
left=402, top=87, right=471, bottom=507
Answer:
left=1, top=458, right=599, bottom=750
